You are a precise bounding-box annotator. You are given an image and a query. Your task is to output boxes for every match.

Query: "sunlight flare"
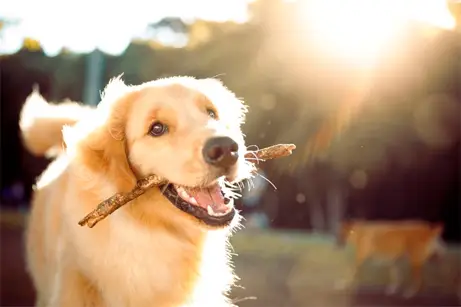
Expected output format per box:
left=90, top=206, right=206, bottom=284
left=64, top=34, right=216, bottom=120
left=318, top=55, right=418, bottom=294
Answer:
left=299, top=0, right=456, bottom=68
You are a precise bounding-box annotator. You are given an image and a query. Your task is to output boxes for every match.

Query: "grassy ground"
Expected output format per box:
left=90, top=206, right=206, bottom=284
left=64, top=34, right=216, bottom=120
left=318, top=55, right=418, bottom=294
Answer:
left=230, top=230, right=461, bottom=306
left=1, top=209, right=460, bottom=307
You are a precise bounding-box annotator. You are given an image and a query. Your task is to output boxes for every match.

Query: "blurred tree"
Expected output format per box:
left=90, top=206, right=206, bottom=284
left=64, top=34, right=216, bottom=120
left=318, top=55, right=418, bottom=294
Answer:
left=185, top=20, right=211, bottom=47
left=22, top=37, right=42, bottom=52
left=151, top=17, right=189, bottom=34
left=1, top=2, right=459, bottom=235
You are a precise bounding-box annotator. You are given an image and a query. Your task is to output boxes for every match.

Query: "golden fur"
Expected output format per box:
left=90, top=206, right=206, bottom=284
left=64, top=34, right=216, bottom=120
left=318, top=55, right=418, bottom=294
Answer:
left=20, top=76, right=254, bottom=307
left=337, top=219, right=445, bottom=298
left=19, top=91, right=95, bottom=157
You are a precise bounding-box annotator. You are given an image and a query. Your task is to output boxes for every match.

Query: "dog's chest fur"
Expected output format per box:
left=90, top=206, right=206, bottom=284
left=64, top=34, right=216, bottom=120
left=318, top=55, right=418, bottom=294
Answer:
left=73, top=209, right=235, bottom=307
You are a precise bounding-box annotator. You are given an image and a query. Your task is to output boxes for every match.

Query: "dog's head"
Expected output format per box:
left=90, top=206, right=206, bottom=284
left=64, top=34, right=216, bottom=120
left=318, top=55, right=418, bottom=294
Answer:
left=65, top=76, right=254, bottom=228
left=336, top=220, right=359, bottom=248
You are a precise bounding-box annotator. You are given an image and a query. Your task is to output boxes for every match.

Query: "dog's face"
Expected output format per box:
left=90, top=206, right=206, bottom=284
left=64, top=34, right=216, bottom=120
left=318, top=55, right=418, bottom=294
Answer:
left=126, top=78, right=250, bottom=188
left=73, top=77, right=254, bottom=228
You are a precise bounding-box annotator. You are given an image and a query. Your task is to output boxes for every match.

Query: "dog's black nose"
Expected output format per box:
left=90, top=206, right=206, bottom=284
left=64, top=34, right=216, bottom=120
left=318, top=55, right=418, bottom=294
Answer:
left=202, top=137, right=239, bottom=168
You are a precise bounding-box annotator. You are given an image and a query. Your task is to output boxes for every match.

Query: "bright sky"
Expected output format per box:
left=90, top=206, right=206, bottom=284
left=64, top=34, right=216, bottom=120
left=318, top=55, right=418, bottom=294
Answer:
left=0, top=0, right=253, bottom=56
left=0, top=0, right=457, bottom=57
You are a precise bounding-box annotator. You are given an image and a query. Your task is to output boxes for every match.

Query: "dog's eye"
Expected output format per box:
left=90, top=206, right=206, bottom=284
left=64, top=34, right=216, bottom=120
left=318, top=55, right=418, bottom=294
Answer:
left=149, top=122, right=168, bottom=137
left=206, top=108, right=217, bottom=119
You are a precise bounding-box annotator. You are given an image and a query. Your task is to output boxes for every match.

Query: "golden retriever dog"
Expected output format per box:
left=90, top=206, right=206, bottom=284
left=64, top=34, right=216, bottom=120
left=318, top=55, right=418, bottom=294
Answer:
left=19, top=76, right=256, bottom=307
left=336, top=219, right=445, bottom=298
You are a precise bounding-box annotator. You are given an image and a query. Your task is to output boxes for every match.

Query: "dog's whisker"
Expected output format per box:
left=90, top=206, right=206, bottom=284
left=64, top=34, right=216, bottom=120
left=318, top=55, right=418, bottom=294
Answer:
left=210, top=72, right=226, bottom=79
left=245, top=151, right=261, bottom=164
left=161, top=182, right=170, bottom=194
left=245, top=158, right=261, bottom=162
left=242, top=180, right=248, bottom=192
left=243, top=180, right=250, bottom=192
left=255, top=172, right=277, bottom=190
left=248, top=178, right=255, bottom=191
left=232, top=296, right=257, bottom=304
left=243, top=179, right=250, bottom=192
left=174, top=192, right=179, bottom=206
left=222, top=182, right=242, bottom=199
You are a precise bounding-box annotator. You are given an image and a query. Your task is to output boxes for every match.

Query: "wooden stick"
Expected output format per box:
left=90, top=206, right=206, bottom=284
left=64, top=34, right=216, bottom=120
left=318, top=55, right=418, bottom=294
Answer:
left=78, top=143, right=296, bottom=228
left=78, top=175, right=166, bottom=228
left=245, top=143, right=296, bottom=162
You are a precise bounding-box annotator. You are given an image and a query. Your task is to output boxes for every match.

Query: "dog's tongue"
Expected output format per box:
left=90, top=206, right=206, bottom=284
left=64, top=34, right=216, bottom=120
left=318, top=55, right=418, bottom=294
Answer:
left=187, top=186, right=227, bottom=213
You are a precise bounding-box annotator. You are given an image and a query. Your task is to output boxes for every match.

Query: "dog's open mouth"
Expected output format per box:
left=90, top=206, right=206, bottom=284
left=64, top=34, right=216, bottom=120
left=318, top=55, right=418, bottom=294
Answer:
left=160, top=183, right=235, bottom=227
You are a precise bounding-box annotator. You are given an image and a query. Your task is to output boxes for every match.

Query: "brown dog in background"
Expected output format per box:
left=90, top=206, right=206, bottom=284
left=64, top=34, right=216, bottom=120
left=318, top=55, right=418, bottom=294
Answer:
left=20, top=76, right=255, bottom=307
left=336, top=219, right=445, bottom=298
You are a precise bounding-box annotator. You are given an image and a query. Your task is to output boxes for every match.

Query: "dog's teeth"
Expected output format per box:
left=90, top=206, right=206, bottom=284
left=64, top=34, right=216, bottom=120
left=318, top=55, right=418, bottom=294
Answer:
left=178, top=189, right=187, bottom=199
left=177, top=187, right=191, bottom=199
left=175, top=186, right=199, bottom=205
left=189, top=197, right=198, bottom=205
left=207, top=205, right=216, bottom=216
left=207, top=205, right=230, bottom=216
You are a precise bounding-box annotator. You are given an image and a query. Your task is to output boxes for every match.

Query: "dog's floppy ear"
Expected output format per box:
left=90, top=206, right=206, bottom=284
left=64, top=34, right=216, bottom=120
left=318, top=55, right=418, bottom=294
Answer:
left=64, top=78, right=139, bottom=194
